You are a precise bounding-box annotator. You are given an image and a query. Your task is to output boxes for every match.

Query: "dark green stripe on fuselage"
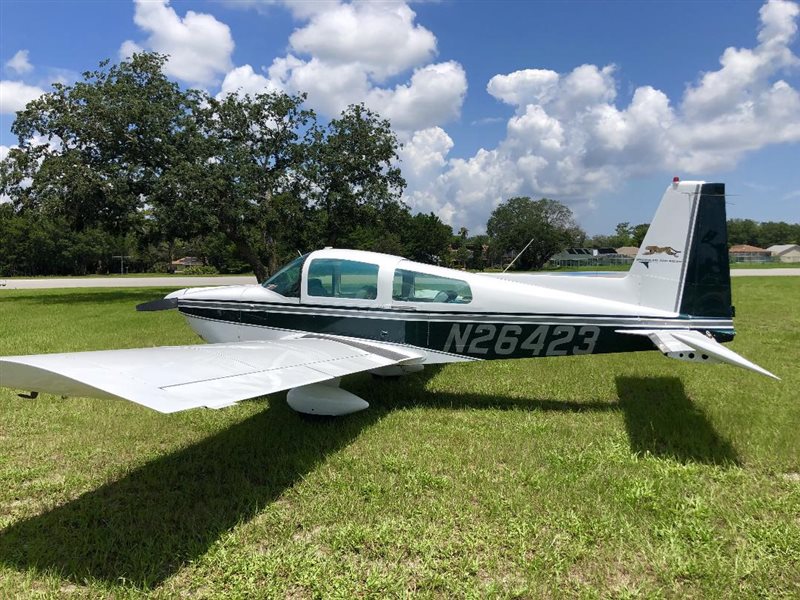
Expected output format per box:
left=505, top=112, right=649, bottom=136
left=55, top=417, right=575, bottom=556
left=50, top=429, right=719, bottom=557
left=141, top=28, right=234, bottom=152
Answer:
left=179, top=306, right=734, bottom=360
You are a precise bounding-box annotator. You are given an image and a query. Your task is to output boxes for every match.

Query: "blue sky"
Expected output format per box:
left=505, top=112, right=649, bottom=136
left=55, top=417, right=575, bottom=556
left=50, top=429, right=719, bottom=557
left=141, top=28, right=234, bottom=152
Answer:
left=1, top=0, right=798, bottom=235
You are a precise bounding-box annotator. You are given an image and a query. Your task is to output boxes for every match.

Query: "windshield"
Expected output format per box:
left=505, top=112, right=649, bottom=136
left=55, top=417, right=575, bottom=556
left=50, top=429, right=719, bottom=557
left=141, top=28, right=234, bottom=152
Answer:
left=262, top=254, right=309, bottom=297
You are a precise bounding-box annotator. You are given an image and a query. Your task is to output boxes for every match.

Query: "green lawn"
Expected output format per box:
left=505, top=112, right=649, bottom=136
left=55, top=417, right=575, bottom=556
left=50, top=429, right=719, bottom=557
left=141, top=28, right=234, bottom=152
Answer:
left=0, top=281, right=798, bottom=598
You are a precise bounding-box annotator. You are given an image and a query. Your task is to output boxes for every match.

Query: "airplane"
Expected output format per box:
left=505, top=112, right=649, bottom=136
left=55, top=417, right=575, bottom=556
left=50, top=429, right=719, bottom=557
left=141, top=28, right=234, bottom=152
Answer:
left=0, top=179, right=779, bottom=416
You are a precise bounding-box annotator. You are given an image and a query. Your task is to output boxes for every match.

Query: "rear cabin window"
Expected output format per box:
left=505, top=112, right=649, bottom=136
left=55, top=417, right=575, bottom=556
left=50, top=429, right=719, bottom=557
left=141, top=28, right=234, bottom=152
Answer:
left=392, top=269, right=472, bottom=304
left=307, top=259, right=379, bottom=299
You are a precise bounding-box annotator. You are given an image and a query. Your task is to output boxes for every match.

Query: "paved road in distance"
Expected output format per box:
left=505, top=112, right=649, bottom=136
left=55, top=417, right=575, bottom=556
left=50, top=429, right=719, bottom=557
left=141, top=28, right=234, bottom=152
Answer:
left=729, top=268, right=800, bottom=277
left=0, top=276, right=258, bottom=290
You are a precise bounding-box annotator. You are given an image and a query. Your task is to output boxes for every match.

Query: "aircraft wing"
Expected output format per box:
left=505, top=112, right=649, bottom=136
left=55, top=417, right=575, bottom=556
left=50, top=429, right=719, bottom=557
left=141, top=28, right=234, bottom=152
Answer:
left=618, top=329, right=779, bottom=380
left=0, top=336, right=423, bottom=413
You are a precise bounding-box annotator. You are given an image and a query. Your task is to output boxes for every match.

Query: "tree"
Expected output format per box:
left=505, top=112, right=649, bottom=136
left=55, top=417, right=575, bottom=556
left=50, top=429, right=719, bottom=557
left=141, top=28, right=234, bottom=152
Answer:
left=487, top=197, right=585, bottom=271
left=727, top=219, right=760, bottom=246
left=612, top=222, right=633, bottom=247
left=465, top=234, right=490, bottom=270
left=159, top=89, right=317, bottom=280
left=591, top=221, right=649, bottom=248
left=308, top=104, right=406, bottom=248
left=756, top=221, right=796, bottom=248
left=404, top=212, right=453, bottom=264
left=631, top=223, right=649, bottom=246
left=1, top=54, right=409, bottom=281
left=3, top=53, right=191, bottom=233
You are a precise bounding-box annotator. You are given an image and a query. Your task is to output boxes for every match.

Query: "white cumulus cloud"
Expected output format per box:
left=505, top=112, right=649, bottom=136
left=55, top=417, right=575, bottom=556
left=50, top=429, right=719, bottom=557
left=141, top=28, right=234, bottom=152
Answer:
left=399, top=127, right=454, bottom=192
left=219, top=1, right=466, bottom=133
left=0, top=80, right=45, bottom=114
left=365, top=61, right=467, bottom=131
left=405, top=0, right=800, bottom=231
left=218, top=64, right=280, bottom=98
left=5, top=50, right=33, bottom=75
left=288, top=1, right=436, bottom=80
left=120, top=0, right=234, bottom=87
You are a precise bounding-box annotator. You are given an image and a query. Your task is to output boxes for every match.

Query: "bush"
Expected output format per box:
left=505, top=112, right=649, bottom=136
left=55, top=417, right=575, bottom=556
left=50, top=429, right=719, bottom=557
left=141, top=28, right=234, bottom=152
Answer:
left=151, top=261, right=173, bottom=274
left=181, top=265, right=219, bottom=275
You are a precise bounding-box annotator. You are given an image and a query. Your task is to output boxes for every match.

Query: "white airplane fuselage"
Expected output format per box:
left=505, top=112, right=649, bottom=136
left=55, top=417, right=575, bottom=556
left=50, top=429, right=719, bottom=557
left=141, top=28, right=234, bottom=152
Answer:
left=170, top=247, right=734, bottom=366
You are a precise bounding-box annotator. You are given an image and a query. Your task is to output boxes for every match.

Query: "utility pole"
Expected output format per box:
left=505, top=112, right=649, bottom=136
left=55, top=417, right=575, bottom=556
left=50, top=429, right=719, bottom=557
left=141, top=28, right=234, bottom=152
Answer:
left=112, top=255, right=131, bottom=275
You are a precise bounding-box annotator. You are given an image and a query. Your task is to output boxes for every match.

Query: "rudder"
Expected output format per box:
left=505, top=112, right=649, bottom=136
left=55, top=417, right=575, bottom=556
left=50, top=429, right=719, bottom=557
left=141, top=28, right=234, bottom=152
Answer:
left=678, top=183, right=732, bottom=318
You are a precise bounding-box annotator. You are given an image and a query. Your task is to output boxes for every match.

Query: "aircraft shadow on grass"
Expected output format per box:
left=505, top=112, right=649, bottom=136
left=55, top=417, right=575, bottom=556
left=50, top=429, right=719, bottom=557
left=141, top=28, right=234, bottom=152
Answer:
left=2, top=289, right=179, bottom=307
left=0, top=371, right=739, bottom=589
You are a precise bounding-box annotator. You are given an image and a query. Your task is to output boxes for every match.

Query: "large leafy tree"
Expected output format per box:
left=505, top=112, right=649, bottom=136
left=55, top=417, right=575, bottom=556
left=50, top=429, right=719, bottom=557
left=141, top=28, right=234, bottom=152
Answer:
left=160, top=89, right=317, bottom=280
left=487, top=197, right=585, bottom=271
left=2, top=53, right=191, bottom=232
left=1, top=53, right=412, bottom=280
left=308, top=104, right=406, bottom=247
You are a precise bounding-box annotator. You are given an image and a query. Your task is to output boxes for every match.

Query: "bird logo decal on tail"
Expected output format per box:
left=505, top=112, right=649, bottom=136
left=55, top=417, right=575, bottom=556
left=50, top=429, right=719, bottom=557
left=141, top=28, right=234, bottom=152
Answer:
left=643, top=245, right=681, bottom=257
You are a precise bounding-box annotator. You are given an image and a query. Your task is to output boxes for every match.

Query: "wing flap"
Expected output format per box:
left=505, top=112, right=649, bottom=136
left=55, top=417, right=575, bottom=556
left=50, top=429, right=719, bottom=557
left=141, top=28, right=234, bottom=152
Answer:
left=618, top=329, right=779, bottom=380
left=0, top=338, right=407, bottom=413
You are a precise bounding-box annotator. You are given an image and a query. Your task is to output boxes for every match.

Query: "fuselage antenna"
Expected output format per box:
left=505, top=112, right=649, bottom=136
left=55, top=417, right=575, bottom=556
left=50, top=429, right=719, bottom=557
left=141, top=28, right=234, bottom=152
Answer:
left=503, top=237, right=536, bottom=273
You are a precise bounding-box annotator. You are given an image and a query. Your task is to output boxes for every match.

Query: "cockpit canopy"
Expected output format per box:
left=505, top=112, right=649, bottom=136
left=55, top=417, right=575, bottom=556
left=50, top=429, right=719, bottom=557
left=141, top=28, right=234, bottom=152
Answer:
left=262, top=253, right=308, bottom=297
left=262, top=250, right=472, bottom=305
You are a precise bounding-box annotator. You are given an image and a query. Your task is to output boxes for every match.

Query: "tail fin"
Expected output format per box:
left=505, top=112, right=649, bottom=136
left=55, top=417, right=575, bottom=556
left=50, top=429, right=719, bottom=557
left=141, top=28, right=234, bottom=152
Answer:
left=631, top=181, right=732, bottom=318
left=626, top=181, right=779, bottom=378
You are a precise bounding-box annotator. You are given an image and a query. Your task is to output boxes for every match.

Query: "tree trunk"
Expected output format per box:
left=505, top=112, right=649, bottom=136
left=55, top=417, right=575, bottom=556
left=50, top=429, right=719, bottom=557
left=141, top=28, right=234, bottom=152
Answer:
left=229, top=232, right=268, bottom=282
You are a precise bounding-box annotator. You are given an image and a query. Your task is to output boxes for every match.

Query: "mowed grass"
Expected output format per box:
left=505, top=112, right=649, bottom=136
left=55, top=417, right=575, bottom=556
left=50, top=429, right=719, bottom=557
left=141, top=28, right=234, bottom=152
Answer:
left=0, top=281, right=798, bottom=598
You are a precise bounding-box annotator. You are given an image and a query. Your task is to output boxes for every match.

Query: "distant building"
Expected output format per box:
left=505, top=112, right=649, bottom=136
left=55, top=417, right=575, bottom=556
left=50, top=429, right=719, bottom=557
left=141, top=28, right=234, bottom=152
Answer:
left=170, top=256, right=204, bottom=272
left=548, top=247, right=632, bottom=267
left=728, top=244, right=772, bottom=263
left=767, top=244, right=800, bottom=263
left=615, top=246, right=639, bottom=258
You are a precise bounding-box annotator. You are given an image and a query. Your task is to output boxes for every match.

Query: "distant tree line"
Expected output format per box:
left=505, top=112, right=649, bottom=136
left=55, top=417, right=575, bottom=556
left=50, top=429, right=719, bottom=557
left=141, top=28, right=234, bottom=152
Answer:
left=726, top=219, right=800, bottom=248
left=584, top=218, right=800, bottom=253
left=587, top=221, right=650, bottom=249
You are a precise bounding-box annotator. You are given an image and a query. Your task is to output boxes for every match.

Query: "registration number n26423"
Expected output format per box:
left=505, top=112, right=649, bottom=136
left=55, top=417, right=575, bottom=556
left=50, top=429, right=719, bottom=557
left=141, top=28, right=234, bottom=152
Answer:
left=442, top=324, right=601, bottom=357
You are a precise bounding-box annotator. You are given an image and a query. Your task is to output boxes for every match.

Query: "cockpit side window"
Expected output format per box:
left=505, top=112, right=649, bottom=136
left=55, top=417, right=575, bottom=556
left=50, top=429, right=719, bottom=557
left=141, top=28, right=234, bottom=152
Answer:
left=307, top=259, right=379, bottom=300
left=262, top=254, right=308, bottom=297
left=392, top=269, right=472, bottom=304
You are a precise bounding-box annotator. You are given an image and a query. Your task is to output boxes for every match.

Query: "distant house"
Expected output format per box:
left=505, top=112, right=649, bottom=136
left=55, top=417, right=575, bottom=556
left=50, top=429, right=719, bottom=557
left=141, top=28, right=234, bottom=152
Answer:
left=170, top=256, right=204, bottom=273
left=615, top=246, right=639, bottom=258
left=728, top=244, right=772, bottom=263
left=767, top=244, right=800, bottom=263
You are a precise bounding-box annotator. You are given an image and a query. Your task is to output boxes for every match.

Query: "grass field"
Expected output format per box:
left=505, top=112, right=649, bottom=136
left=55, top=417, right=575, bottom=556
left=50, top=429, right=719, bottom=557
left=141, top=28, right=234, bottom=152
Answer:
left=0, top=280, right=798, bottom=598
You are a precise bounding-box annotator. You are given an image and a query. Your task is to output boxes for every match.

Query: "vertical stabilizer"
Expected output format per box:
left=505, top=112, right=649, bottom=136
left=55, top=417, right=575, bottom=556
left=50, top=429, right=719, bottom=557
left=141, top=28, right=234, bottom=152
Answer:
left=628, top=181, right=732, bottom=317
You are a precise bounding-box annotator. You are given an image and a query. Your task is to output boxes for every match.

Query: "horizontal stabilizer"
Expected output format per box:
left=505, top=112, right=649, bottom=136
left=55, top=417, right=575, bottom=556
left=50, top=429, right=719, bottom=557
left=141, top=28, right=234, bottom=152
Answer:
left=618, top=329, right=779, bottom=380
